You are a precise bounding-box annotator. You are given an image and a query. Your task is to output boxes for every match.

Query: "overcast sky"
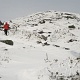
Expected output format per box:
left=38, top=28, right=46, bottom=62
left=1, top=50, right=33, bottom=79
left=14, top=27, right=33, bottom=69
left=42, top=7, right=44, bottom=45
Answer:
left=0, top=0, right=80, bottom=21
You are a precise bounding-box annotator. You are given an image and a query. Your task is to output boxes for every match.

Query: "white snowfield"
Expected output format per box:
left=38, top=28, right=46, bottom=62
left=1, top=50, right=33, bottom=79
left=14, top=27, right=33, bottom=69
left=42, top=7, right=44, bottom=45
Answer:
left=0, top=11, right=80, bottom=80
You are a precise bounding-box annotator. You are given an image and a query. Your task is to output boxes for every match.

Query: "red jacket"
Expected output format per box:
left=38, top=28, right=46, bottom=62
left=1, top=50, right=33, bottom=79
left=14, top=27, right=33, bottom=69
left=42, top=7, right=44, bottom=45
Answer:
left=3, top=22, right=9, bottom=30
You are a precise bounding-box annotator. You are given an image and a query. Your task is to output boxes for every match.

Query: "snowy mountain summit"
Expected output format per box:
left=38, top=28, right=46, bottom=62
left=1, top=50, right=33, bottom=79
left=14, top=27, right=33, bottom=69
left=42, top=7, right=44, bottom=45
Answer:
left=0, top=11, right=80, bottom=80
left=10, top=11, right=80, bottom=44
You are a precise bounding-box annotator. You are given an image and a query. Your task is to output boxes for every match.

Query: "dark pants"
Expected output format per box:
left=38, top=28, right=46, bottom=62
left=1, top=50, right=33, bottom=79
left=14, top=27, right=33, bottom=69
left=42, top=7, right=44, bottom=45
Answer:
left=4, top=29, right=8, bottom=35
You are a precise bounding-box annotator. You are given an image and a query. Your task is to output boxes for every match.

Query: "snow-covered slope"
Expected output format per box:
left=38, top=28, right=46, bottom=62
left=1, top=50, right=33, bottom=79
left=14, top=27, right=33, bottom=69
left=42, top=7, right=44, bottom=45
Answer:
left=0, top=11, right=80, bottom=80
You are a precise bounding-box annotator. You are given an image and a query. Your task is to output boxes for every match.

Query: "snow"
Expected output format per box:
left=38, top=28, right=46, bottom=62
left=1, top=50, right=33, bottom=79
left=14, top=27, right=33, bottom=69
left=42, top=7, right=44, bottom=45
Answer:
left=0, top=11, right=80, bottom=80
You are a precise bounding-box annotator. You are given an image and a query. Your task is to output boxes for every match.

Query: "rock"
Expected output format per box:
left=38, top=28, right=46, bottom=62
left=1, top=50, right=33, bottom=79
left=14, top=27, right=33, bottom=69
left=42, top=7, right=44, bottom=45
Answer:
left=68, top=25, right=75, bottom=29
left=0, top=40, right=14, bottom=46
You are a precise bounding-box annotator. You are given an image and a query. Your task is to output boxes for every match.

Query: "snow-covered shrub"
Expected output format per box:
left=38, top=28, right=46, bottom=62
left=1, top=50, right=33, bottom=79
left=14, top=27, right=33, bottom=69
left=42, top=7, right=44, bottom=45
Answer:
left=37, top=56, right=80, bottom=80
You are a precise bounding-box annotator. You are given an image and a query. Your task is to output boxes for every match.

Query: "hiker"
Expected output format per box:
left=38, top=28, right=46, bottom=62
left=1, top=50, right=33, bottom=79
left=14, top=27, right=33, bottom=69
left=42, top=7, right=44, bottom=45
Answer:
left=3, top=22, right=10, bottom=35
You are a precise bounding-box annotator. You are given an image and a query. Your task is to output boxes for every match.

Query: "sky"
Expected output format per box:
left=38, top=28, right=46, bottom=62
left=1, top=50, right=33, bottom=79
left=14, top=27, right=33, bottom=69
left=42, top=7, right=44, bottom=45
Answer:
left=0, top=0, right=80, bottom=21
